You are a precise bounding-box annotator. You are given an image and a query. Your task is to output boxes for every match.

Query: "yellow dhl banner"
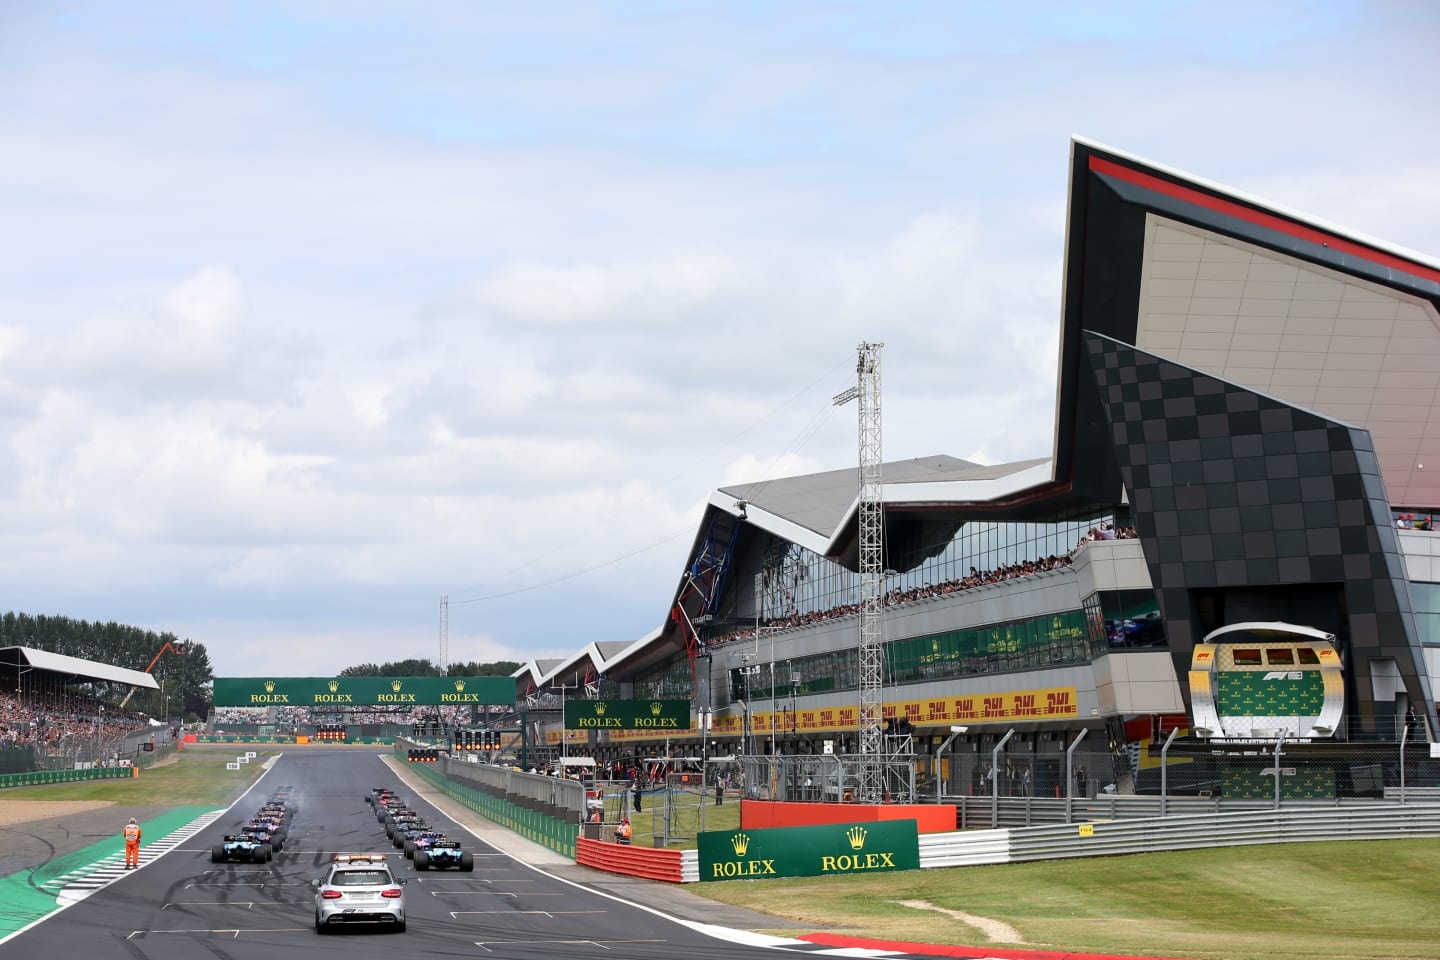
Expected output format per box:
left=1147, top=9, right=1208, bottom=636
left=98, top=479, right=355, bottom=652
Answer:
left=547, top=686, right=1078, bottom=741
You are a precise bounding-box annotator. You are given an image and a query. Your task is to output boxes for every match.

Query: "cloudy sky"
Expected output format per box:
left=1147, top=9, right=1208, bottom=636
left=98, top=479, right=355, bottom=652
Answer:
left=3, top=1, right=1437, bottom=679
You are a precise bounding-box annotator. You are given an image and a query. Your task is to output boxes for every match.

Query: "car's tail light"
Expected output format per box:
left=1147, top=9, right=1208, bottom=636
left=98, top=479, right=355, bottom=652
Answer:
left=381, top=888, right=403, bottom=899
left=321, top=890, right=343, bottom=899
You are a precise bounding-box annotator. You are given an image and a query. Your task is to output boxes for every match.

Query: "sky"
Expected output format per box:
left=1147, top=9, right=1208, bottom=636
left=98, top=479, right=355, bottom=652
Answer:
left=2, top=1, right=1438, bottom=679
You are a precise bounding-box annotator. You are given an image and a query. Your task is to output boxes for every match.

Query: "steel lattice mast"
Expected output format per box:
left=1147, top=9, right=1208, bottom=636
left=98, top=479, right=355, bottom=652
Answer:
left=439, top=594, right=449, bottom=676
left=834, top=341, right=885, bottom=802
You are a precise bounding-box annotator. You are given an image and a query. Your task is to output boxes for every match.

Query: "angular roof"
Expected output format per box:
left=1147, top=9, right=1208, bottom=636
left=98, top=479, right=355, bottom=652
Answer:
left=0, top=646, right=159, bottom=690
left=1057, top=136, right=1440, bottom=508
left=715, top=455, right=1053, bottom=558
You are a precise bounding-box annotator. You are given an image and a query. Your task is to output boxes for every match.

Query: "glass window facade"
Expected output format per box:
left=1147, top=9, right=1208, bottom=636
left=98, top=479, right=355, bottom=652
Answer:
left=1097, top=589, right=1168, bottom=649
left=752, top=517, right=1101, bottom=625
left=1412, top=582, right=1440, bottom=646
left=729, top=608, right=1096, bottom=703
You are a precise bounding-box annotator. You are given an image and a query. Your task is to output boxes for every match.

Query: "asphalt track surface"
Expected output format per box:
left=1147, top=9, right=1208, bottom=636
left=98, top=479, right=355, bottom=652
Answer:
left=0, top=749, right=911, bottom=960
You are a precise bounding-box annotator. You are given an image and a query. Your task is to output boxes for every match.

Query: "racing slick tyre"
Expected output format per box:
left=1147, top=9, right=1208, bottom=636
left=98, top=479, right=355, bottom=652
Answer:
left=393, top=834, right=404, bottom=849
left=211, top=845, right=225, bottom=863
left=254, top=844, right=272, bottom=863
left=271, top=836, right=284, bottom=853
left=460, top=852, right=474, bottom=872
left=414, top=851, right=429, bottom=871
left=403, top=840, right=415, bottom=859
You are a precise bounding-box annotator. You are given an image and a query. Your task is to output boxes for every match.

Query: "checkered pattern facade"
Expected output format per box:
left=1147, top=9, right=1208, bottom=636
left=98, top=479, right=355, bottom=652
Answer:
left=1083, top=331, right=1428, bottom=735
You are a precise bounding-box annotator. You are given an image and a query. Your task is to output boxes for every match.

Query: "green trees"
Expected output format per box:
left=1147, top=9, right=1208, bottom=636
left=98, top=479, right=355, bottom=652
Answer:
left=0, top=611, right=213, bottom=719
left=339, top=658, right=520, bottom=677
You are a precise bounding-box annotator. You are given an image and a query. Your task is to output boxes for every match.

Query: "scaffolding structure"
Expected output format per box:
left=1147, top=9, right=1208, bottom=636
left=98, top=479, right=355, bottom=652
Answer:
left=833, top=341, right=885, bottom=802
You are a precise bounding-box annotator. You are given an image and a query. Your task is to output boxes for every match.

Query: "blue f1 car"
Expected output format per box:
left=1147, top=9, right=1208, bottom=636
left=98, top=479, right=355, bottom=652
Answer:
left=413, top=839, right=474, bottom=871
left=212, top=834, right=273, bottom=863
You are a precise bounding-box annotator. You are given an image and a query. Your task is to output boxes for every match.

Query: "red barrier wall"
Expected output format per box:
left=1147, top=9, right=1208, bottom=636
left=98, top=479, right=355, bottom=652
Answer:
left=740, top=800, right=955, bottom=833
left=576, top=836, right=684, bottom=883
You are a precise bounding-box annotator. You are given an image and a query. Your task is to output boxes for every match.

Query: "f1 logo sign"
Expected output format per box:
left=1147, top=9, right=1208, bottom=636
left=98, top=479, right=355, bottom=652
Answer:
left=1262, top=671, right=1304, bottom=680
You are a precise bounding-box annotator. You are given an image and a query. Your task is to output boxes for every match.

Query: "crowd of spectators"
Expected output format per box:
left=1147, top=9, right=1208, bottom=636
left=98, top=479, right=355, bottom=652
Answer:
left=1, top=688, right=150, bottom=753
left=210, top=703, right=483, bottom=727
left=707, top=523, right=1138, bottom=648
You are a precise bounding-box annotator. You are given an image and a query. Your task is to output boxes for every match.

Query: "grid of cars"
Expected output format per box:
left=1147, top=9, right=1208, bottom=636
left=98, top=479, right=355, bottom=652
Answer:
left=212, top=784, right=296, bottom=863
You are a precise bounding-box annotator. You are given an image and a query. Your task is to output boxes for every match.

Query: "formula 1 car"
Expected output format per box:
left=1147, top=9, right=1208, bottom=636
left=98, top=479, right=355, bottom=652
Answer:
left=258, top=802, right=293, bottom=825
left=384, top=812, right=425, bottom=838
left=212, top=834, right=272, bottom=863
left=388, top=816, right=429, bottom=845
left=413, top=839, right=473, bottom=872
left=402, top=830, right=446, bottom=859
left=244, top=818, right=287, bottom=852
left=376, top=800, right=408, bottom=823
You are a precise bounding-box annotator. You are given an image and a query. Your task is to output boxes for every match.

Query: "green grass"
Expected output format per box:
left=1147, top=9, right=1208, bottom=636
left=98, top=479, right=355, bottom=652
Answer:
left=0, top=749, right=277, bottom=806
left=694, top=838, right=1440, bottom=960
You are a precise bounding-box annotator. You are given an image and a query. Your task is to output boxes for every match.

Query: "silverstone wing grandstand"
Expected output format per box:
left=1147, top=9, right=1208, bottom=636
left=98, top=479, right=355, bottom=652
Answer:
left=500, top=137, right=1440, bottom=805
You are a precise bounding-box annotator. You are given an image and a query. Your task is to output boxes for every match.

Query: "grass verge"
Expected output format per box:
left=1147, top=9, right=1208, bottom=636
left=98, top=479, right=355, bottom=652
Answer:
left=0, top=748, right=278, bottom=807
left=693, top=838, right=1440, bottom=960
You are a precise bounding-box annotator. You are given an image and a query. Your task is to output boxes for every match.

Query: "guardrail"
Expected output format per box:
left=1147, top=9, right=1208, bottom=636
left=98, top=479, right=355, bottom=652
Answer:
left=924, top=802, right=1440, bottom=868
left=393, top=739, right=581, bottom=858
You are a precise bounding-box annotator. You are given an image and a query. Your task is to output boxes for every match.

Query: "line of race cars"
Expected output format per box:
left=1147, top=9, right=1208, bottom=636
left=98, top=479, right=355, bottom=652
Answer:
left=212, top=784, right=298, bottom=863
left=368, top=786, right=474, bottom=871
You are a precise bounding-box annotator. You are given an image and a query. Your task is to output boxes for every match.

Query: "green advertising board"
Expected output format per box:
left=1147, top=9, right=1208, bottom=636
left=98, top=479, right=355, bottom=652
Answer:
left=698, top=819, right=920, bottom=881
left=563, top=698, right=690, bottom=730
left=212, top=676, right=515, bottom=707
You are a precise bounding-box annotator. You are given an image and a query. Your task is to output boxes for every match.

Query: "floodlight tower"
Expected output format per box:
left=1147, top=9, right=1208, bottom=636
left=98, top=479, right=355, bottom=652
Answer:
left=439, top=594, right=449, bottom=676
left=833, top=341, right=885, bottom=803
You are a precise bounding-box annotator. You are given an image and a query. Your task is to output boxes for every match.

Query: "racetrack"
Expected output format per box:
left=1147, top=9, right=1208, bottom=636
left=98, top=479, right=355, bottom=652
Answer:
left=0, top=748, right=864, bottom=960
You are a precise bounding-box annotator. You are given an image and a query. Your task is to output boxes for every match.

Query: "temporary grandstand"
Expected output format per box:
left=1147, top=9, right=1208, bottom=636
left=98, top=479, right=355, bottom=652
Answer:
left=0, top=646, right=159, bottom=773
left=509, top=137, right=1439, bottom=805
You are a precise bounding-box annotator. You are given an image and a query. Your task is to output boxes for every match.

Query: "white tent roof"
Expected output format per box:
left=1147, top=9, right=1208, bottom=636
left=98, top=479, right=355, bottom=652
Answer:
left=0, top=646, right=159, bottom=690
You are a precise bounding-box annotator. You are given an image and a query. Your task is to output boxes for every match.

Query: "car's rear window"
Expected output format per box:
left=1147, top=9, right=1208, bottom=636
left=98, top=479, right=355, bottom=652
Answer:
left=332, top=870, right=389, bottom=886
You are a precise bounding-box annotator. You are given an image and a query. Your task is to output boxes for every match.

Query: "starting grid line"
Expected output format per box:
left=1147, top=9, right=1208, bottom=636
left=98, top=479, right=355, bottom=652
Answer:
left=43, top=810, right=228, bottom=905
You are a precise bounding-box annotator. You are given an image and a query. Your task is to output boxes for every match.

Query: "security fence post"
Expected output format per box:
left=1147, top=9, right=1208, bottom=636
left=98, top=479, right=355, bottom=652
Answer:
left=991, top=729, right=1014, bottom=829
left=1272, top=736, right=1284, bottom=810
left=1065, top=728, right=1087, bottom=824
left=1159, top=728, right=1179, bottom=816
left=1400, top=725, right=1409, bottom=801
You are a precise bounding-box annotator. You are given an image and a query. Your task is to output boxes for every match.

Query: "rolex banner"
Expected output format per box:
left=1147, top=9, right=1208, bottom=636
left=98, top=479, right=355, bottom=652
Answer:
left=698, top=820, right=920, bottom=881
left=563, top=699, right=690, bottom=730
left=212, top=676, right=515, bottom=707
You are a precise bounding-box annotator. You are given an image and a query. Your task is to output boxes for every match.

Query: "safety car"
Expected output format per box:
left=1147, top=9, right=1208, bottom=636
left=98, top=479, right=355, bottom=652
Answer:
left=313, top=854, right=407, bottom=933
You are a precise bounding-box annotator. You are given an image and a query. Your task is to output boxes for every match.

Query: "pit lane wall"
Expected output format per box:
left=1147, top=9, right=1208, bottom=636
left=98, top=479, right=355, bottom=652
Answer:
left=393, top=739, right=580, bottom=859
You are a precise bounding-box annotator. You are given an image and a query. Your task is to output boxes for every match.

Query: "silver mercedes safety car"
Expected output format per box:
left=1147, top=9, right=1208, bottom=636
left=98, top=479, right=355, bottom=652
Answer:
left=313, top=854, right=407, bottom=933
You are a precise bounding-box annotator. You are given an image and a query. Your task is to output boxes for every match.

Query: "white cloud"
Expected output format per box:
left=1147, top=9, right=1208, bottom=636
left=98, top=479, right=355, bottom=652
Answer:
left=0, top=3, right=1436, bottom=678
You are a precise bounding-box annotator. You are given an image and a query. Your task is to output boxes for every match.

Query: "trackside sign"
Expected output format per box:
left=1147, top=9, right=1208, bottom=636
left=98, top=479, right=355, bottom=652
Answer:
left=563, top=699, right=689, bottom=730
left=697, top=820, right=920, bottom=881
left=212, top=677, right=515, bottom=707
